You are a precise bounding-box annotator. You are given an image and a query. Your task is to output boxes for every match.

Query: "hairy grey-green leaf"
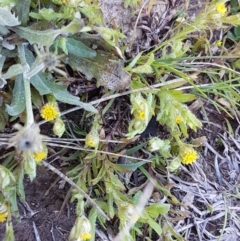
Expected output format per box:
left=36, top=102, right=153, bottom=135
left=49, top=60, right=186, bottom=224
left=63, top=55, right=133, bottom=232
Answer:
left=2, top=64, right=24, bottom=79
left=14, top=27, right=62, bottom=47
left=64, top=38, right=96, bottom=58
left=16, top=0, right=31, bottom=26
left=0, top=7, right=20, bottom=26
left=5, top=74, right=26, bottom=116
left=24, top=47, right=51, bottom=95
left=23, top=47, right=97, bottom=113
left=0, top=56, right=5, bottom=72
left=46, top=80, right=98, bottom=113
left=14, top=18, right=82, bottom=47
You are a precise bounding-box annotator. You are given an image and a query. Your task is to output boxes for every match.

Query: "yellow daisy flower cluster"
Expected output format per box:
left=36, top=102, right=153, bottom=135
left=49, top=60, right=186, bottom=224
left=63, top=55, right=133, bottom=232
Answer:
left=40, top=102, right=60, bottom=121
left=179, top=146, right=198, bottom=165
left=216, top=3, right=227, bottom=16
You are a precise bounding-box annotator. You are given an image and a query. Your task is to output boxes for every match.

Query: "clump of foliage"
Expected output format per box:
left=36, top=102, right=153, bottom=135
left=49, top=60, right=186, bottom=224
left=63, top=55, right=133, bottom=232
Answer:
left=0, top=0, right=239, bottom=241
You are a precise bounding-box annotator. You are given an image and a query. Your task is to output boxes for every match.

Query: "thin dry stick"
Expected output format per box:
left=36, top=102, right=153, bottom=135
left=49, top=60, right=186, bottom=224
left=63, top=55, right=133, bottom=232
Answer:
left=45, top=142, right=151, bottom=163
left=41, top=160, right=109, bottom=221
left=38, top=77, right=195, bottom=126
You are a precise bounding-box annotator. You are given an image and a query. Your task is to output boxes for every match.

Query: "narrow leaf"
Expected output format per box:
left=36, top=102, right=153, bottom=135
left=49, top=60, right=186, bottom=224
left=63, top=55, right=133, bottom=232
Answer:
left=65, top=38, right=96, bottom=58
left=2, top=64, right=24, bottom=79
left=5, top=74, right=26, bottom=116
left=16, top=0, right=31, bottom=26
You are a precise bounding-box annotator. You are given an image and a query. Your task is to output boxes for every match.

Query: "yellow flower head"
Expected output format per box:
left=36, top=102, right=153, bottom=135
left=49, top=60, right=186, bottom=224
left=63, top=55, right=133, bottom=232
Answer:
left=216, top=40, right=222, bottom=47
left=0, top=211, right=7, bottom=222
left=179, top=146, right=198, bottom=165
left=216, top=3, right=227, bottom=16
left=0, top=203, right=8, bottom=223
left=134, top=109, right=146, bottom=120
left=33, top=151, right=47, bottom=162
left=80, top=233, right=92, bottom=240
left=85, top=130, right=99, bottom=148
left=41, top=102, right=59, bottom=121
left=175, top=116, right=183, bottom=124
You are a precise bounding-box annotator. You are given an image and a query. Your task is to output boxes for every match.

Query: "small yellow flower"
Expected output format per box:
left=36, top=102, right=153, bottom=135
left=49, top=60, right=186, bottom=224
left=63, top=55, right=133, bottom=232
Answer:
left=69, top=215, right=92, bottom=241
left=80, top=233, right=92, bottom=240
left=175, top=116, right=183, bottom=124
left=216, top=40, right=222, bottom=47
left=0, top=211, right=7, bottom=222
left=179, top=146, right=198, bottom=165
left=0, top=203, right=8, bottom=223
left=134, top=109, right=145, bottom=120
left=40, top=102, right=59, bottom=121
left=216, top=3, right=227, bottom=16
left=85, top=130, right=99, bottom=148
left=33, top=151, right=47, bottom=162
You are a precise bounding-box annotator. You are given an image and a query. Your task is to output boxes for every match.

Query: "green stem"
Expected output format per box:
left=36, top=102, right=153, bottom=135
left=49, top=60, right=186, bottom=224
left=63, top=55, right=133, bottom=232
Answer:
left=24, top=78, right=34, bottom=126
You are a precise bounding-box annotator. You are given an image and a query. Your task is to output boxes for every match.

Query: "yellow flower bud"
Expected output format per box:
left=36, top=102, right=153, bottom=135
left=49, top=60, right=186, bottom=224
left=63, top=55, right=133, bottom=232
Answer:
left=69, top=215, right=92, bottom=241
left=53, top=118, right=65, bottom=137
left=133, top=109, right=145, bottom=120
left=85, top=130, right=99, bottom=148
left=175, top=116, right=183, bottom=124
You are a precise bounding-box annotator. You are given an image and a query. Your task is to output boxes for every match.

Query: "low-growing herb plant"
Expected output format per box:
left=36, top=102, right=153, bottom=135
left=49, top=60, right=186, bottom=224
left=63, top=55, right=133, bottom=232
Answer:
left=0, top=0, right=239, bottom=241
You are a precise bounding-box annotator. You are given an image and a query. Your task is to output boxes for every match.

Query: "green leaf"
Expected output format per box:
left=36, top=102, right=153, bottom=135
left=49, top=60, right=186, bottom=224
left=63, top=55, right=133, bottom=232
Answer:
left=145, top=203, right=170, bottom=218
left=17, top=167, right=25, bottom=201
left=117, top=161, right=149, bottom=170
left=4, top=222, right=15, bottom=241
left=31, top=87, right=43, bottom=109
left=0, top=106, right=8, bottom=131
left=144, top=215, right=162, bottom=235
left=29, top=8, right=62, bottom=21
left=5, top=74, right=26, bottom=116
left=14, top=26, right=62, bottom=47
left=64, top=38, right=96, bottom=58
left=23, top=47, right=97, bottom=113
left=14, top=18, right=82, bottom=47
left=16, top=0, right=31, bottom=26
left=126, top=142, right=148, bottom=155
left=91, top=165, right=106, bottom=185
left=2, top=64, right=24, bottom=79
left=0, top=7, right=20, bottom=26
left=47, top=80, right=97, bottom=113
left=108, top=171, right=125, bottom=191
left=23, top=156, right=36, bottom=181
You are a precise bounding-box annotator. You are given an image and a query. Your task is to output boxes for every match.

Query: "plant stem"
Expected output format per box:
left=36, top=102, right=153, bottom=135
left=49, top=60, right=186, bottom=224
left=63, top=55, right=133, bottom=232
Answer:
left=24, top=78, right=34, bottom=126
